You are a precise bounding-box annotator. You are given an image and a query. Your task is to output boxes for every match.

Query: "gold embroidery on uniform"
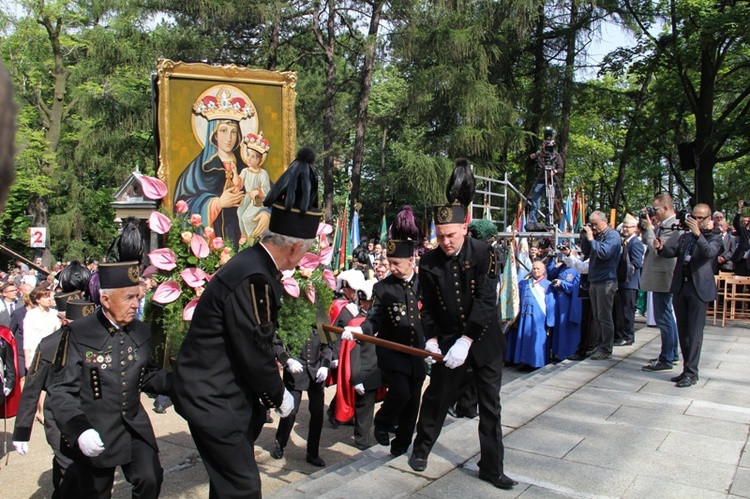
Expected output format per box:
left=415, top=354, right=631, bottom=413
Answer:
left=250, top=283, right=262, bottom=325
left=264, top=284, right=271, bottom=323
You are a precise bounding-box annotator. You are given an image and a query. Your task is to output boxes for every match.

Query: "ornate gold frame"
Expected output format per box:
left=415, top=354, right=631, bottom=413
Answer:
left=155, top=59, right=297, bottom=211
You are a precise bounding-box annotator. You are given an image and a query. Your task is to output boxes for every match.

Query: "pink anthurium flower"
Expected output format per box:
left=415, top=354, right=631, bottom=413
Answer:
left=152, top=281, right=181, bottom=304
left=305, top=283, right=316, bottom=303
left=281, top=270, right=300, bottom=298
left=148, top=248, right=177, bottom=271
left=140, top=175, right=168, bottom=200
left=298, top=252, right=321, bottom=271
left=191, top=234, right=209, bottom=258
left=182, top=297, right=200, bottom=321
left=317, top=223, right=333, bottom=236
left=181, top=268, right=208, bottom=288
left=319, top=246, right=334, bottom=266
left=322, top=269, right=336, bottom=289
left=148, top=211, right=172, bottom=235
left=142, top=265, right=159, bottom=278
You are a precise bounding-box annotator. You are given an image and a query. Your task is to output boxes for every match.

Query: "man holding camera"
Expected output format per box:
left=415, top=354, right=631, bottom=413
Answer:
left=653, top=204, right=722, bottom=387
left=580, top=211, right=622, bottom=360
left=730, top=201, right=750, bottom=276
left=641, top=194, right=681, bottom=373
left=527, top=128, right=564, bottom=225
left=614, top=214, right=645, bottom=346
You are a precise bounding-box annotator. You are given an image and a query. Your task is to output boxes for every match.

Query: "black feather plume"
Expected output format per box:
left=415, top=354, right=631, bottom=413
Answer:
left=389, top=205, right=420, bottom=241
left=264, top=147, right=319, bottom=214
left=58, top=260, right=91, bottom=292
left=445, top=158, right=475, bottom=208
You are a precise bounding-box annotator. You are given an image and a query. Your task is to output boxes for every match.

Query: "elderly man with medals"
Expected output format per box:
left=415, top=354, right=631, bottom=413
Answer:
left=407, top=159, right=517, bottom=490
left=343, top=205, right=425, bottom=457
left=171, top=148, right=323, bottom=499
left=46, top=262, right=171, bottom=499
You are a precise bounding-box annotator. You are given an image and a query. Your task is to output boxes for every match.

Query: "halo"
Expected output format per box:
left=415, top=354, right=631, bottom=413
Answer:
left=192, top=84, right=259, bottom=147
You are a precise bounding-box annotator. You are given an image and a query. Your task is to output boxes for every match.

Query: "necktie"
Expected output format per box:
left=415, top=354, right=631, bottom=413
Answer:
left=7, top=302, right=13, bottom=315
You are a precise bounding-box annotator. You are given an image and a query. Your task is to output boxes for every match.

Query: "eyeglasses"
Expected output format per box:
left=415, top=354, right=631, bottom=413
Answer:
left=692, top=215, right=709, bottom=221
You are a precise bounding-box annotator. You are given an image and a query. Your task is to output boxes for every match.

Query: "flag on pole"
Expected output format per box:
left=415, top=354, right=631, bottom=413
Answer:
left=350, top=210, right=361, bottom=250
left=429, top=217, right=437, bottom=247
left=516, top=236, right=531, bottom=281
left=500, top=239, right=520, bottom=321
left=484, top=196, right=492, bottom=221
left=559, top=193, right=572, bottom=232
left=379, top=214, right=388, bottom=244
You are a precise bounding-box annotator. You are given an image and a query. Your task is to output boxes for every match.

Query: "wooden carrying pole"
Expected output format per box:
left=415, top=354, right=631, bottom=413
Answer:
left=322, top=324, right=444, bottom=363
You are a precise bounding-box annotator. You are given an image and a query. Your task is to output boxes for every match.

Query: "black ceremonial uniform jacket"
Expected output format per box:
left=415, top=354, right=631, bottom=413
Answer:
left=274, top=328, right=332, bottom=392
left=361, top=273, right=426, bottom=378
left=13, top=328, right=64, bottom=442
left=47, top=310, right=171, bottom=468
left=418, top=236, right=504, bottom=367
left=172, top=243, right=286, bottom=433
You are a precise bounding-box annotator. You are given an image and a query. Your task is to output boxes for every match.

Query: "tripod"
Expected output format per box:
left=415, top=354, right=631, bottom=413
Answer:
left=543, top=160, right=556, bottom=226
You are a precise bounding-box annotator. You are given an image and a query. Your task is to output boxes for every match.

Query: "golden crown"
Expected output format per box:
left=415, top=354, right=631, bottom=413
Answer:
left=193, top=86, right=255, bottom=121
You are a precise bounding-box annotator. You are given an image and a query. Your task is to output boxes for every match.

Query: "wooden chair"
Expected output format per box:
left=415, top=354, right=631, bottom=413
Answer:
left=721, top=275, right=750, bottom=327
left=711, top=271, right=733, bottom=325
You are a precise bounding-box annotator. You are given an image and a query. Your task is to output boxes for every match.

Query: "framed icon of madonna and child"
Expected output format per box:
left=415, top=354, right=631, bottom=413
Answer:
left=154, top=59, right=298, bottom=249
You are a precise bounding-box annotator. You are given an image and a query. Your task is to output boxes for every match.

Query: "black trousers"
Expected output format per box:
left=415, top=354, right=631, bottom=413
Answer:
left=574, top=299, right=595, bottom=355
left=673, top=281, right=708, bottom=377
left=412, top=354, right=505, bottom=476
left=374, top=369, right=424, bottom=453
left=189, top=420, right=262, bottom=499
left=43, top=406, right=79, bottom=499
left=276, top=380, right=325, bottom=457
left=614, top=288, right=638, bottom=343
left=451, top=367, right=478, bottom=413
left=354, top=389, right=377, bottom=447
left=77, top=433, right=162, bottom=499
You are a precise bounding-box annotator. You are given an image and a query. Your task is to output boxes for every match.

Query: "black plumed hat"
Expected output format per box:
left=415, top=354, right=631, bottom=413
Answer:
left=264, top=148, right=323, bottom=239
left=58, top=260, right=91, bottom=293
left=98, top=261, right=141, bottom=289
left=434, top=158, right=475, bottom=225
left=387, top=205, right=419, bottom=258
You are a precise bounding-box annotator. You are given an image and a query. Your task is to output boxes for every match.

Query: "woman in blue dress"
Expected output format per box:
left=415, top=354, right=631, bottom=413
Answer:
left=547, top=256, right=582, bottom=360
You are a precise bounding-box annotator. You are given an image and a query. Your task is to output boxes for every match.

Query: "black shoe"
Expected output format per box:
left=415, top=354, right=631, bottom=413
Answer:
left=676, top=375, right=698, bottom=388
left=613, top=339, right=634, bottom=346
left=270, top=439, right=284, bottom=459
left=477, top=470, right=518, bottom=490
left=456, top=408, right=478, bottom=419
left=306, top=453, right=326, bottom=467
left=354, top=442, right=371, bottom=451
left=670, top=373, right=686, bottom=383
left=153, top=404, right=166, bottom=414
left=567, top=353, right=586, bottom=361
left=265, top=409, right=274, bottom=424
left=585, top=348, right=598, bottom=357
left=642, top=361, right=673, bottom=372
left=374, top=428, right=390, bottom=446
left=328, top=415, right=341, bottom=429
left=447, top=406, right=461, bottom=418
left=589, top=351, right=612, bottom=360
left=390, top=446, right=407, bottom=457
left=408, top=454, right=427, bottom=472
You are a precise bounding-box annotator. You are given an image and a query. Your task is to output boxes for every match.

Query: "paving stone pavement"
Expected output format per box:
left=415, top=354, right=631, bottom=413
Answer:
left=3, top=320, right=750, bottom=498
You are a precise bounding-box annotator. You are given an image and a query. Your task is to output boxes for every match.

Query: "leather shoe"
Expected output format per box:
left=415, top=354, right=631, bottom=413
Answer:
left=265, top=409, right=274, bottom=424
left=456, top=408, right=478, bottom=419
left=306, top=453, right=325, bottom=467
left=354, top=442, right=371, bottom=451
left=670, top=373, right=687, bottom=383
left=613, top=339, right=634, bottom=346
left=676, top=375, right=698, bottom=388
left=390, top=446, right=407, bottom=457
left=328, top=415, right=341, bottom=429
left=447, top=406, right=461, bottom=418
left=374, top=428, right=390, bottom=446
left=478, top=470, right=518, bottom=490
left=270, top=439, right=284, bottom=459
left=408, top=454, right=427, bottom=472
left=153, top=404, right=166, bottom=414
left=642, top=361, right=673, bottom=372
left=589, top=351, right=612, bottom=360
left=567, top=353, right=586, bottom=361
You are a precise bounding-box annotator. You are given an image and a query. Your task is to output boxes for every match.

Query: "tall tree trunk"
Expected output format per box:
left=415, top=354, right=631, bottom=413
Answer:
left=266, top=2, right=281, bottom=71
left=525, top=3, right=546, bottom=194
left=693, top=46, right=716, bottom=207
left=313, top=0, right=337, bottom=222
left=350, top=0, right=383, bottom=211
left=557, top=0, right=577, bottom=167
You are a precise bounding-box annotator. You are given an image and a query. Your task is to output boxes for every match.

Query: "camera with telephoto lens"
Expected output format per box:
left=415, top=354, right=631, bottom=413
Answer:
left=669, top=209, right=691, bottom=231
left=544, top=139, right=555, bottom=155
left=639, top=206, right=656, bottom=219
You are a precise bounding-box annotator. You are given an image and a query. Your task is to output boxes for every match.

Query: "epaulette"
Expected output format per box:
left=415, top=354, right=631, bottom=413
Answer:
left=248, top=274, right=274, bottom=350
left=52, top=326, right=72, bottom=370
left=487, top=246, right=500, bottom=279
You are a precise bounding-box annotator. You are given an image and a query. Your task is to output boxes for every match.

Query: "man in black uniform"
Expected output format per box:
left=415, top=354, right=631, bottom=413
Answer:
left=171, top=148, right=322, bottom=498
left=13, top=299, right=96, bottom=498
left=344, top=235, right=425, bottom=457
left=408, top=159, right=517, bottom=490
left=271, top=327, right=332, bottom=466
left=47, top=262, right=171, bottom=499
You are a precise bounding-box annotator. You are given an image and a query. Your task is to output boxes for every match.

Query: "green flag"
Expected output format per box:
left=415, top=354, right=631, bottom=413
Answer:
left=379, top=214, right=388, bottom=243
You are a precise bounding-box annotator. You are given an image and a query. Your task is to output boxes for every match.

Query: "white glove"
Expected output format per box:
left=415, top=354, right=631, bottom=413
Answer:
left=354, top=383, right=365, bottom=395
left=78, top=429, right=105, bottom=457
left=342, top=326, right=362, bottom=341
left=330, top=359, right=339, bottom=369
left=424, top=339, right=441, bottom=366
left=13, top=441, right=28, bottom=455
left=276, top=389, right=295, bottom=418
left=444, top=337, right=472, bottom=369
left=286, top=359, right=304, bottom=374
left=3, top=387, right=10, bottom=397
left=316, top=366, right=329, bottom=383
